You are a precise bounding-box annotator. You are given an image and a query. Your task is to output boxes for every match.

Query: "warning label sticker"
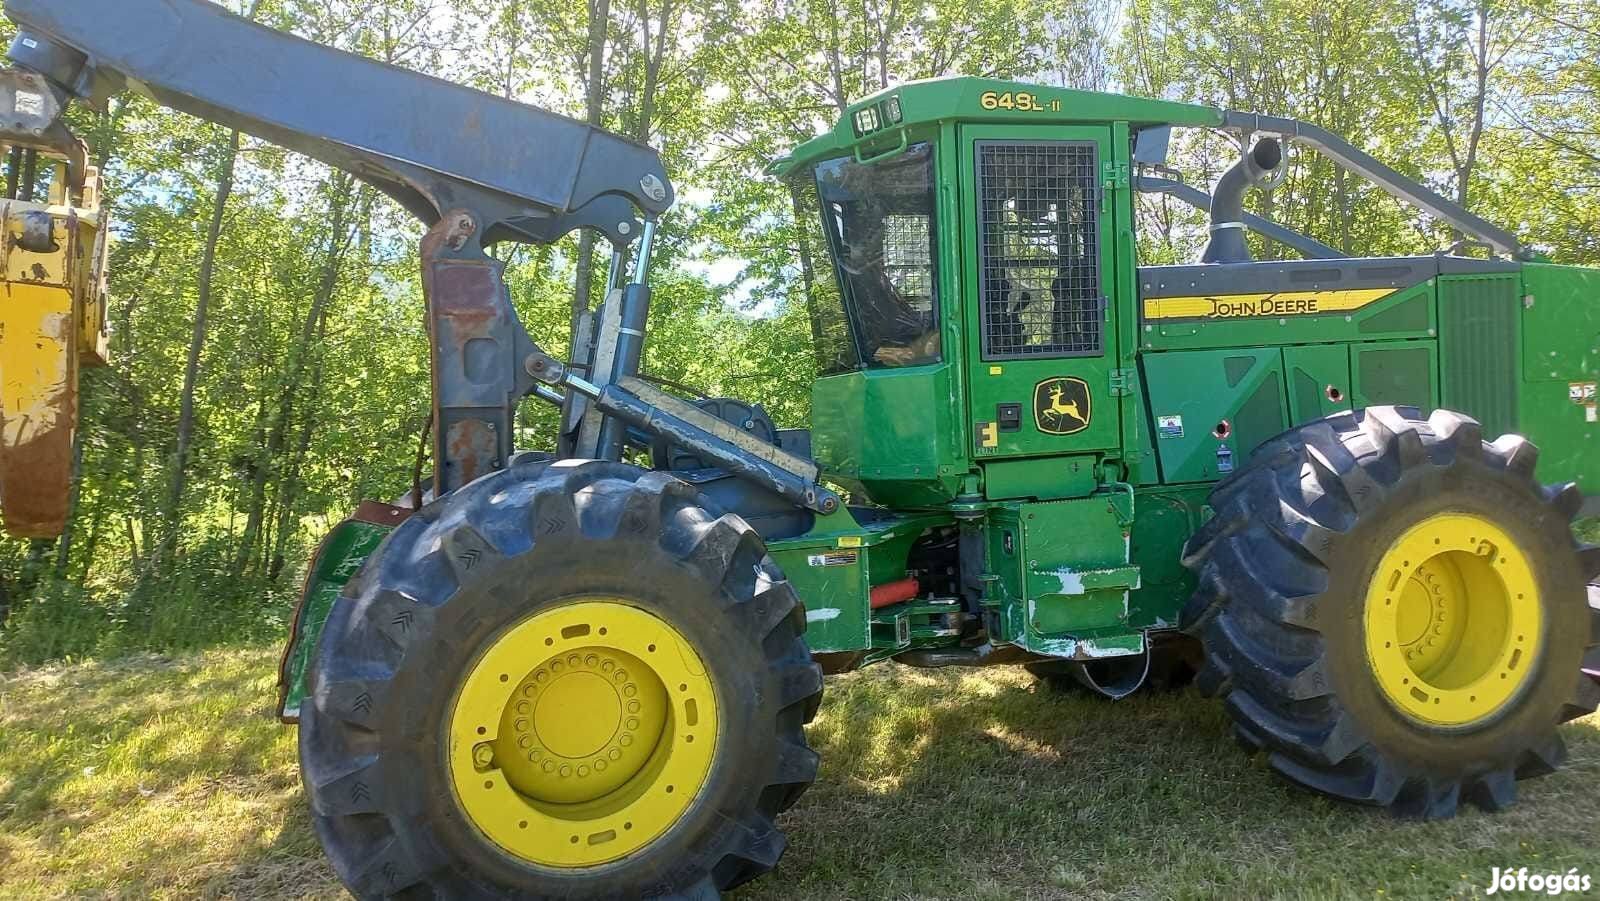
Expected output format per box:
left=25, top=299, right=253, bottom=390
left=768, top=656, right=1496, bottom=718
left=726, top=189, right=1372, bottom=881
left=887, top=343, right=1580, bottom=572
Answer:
left=807, top=551, right=859, bottom=568
left=1157, top=414, right=1184, bottom=439
left=14, top=91, right=42, bottom=117
left=1569, top=382, right=1597, bottom=405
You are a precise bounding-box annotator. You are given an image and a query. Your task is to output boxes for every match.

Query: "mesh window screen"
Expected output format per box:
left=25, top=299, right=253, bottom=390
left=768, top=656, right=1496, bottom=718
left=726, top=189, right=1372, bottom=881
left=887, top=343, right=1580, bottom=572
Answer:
left=882, top=214, right=934, bottom=305
left=977, top=141, right=1102, bottom=359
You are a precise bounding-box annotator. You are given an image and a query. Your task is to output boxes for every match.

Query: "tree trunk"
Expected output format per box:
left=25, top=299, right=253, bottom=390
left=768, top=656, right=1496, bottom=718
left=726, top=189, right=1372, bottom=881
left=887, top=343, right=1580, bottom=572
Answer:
left=18, top=538, right=54, bottom=597
left=235, top=410, right=270, bottom=574
left=569, top=0, right=613, bottom=344
left=124, top=515, right=140, bottom=563
left=127, top=420, right=146, bottom=572
left=1459, top=0, right=1491, bottom=212
left=788, top=185, right=824, bottom=348
left=53, top=426, right=85, bottom=576
left=269, top=309, right=331, bottom=580
left=164, top=127, right=242, bottom=561
left=1334, top=167, right=1352, bottom=255
left=234, top=174, right=356, bottom=574
left=634, top=0, right=670, bottom=143
left=76, top=498, right=104, bottom=582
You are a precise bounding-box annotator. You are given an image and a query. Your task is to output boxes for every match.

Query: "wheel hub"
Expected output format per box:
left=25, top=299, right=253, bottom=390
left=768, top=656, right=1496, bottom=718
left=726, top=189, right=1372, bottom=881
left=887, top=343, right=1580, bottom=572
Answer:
left=494, top=646, right=669, bottom=806
left=1394, top=562, right=1458, bottom=671
left=448, top=600, right=719, bottom=868
left=1363, top=512, right=1542, bottom=727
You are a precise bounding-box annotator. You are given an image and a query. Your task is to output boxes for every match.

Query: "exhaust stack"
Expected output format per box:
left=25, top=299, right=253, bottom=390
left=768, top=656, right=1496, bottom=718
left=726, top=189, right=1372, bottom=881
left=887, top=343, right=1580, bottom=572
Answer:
left=1201, top=137, right=1282, bottom=264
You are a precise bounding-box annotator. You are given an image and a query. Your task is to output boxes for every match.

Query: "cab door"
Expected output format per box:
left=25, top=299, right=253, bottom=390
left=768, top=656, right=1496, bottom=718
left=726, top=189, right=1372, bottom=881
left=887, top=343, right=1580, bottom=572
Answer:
left=959, top=125, right=1120, bottom=459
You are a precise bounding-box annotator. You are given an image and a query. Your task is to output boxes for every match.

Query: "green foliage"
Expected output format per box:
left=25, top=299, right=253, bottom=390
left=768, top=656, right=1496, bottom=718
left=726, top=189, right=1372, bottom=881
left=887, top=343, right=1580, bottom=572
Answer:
left=2, top=0, right=1596, bottom=666
left=1119, top=0, right=1600, bottom=266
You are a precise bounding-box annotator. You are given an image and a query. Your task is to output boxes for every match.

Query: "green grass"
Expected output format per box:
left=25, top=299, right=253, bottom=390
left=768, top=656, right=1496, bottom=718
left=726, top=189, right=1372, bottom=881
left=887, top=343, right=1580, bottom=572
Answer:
left=0, top=542, right=303, bottom=669
left=1, top=648, right=1597, bottom=899
left=1575, top=516, right=1600, bottom=546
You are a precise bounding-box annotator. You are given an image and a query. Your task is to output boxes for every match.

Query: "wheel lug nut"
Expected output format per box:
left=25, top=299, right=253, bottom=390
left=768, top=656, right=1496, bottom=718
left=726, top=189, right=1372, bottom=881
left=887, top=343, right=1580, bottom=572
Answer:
left=473, top=743, right=495, bottom=769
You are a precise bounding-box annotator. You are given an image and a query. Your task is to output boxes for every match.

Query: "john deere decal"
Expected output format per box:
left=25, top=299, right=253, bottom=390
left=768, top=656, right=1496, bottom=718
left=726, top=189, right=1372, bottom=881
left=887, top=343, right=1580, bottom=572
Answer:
left=1142, top=288, right=1397, bottom=321
left=1034, top=377, right=1091, bottom=435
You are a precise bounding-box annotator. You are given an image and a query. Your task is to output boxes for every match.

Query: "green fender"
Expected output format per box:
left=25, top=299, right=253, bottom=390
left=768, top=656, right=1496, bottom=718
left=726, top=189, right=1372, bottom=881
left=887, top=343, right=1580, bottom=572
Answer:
left=276, top=502, right=409, bottom=722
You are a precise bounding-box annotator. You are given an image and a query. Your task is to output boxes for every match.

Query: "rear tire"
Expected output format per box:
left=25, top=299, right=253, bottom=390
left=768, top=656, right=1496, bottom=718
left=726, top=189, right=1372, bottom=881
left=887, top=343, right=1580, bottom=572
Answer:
left=1182, top=407, right=1600, bottom=817
left=299, top=460, right=822, bottom=898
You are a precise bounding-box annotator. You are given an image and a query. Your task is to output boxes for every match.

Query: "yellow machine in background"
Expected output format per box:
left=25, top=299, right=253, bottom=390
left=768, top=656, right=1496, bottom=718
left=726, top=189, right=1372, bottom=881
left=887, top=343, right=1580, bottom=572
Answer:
left=0, top=153, right=109, bottom=537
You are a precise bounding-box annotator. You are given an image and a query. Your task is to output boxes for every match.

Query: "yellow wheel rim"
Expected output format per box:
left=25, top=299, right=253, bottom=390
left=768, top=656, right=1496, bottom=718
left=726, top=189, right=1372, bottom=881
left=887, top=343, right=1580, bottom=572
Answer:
left=448, top=600, right=719, bottom=868
left=1363, top=512, right=1542, bottom=727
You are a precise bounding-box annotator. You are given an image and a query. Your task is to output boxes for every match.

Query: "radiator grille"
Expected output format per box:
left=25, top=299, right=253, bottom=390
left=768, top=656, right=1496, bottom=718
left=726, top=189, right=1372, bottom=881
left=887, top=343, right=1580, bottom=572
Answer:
left=977, top=141, right=1102, bottom=359
left=1439, top=274, right=1519, bottom=436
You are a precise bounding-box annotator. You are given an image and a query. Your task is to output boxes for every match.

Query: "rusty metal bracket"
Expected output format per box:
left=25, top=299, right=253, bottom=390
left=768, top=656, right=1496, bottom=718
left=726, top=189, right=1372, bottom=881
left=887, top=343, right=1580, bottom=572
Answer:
left=421, top=209, right=542, bottom=494
left=0, top=69, right=87, bottom=200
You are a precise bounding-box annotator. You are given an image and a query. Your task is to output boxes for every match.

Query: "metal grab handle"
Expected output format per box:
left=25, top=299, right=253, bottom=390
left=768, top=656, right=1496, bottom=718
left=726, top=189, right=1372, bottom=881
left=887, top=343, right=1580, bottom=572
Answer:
left=853, top=128, right=909, bottom=165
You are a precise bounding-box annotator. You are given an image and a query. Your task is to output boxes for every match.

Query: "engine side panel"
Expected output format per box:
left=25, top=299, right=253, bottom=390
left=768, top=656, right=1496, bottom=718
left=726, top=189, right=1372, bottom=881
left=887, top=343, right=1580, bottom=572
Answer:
left=1519, top=264, right=1600, bottom=490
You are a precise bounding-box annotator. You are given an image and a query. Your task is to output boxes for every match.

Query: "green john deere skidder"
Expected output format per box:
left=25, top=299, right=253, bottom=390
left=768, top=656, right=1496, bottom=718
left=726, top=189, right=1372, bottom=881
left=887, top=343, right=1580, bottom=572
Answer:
left=2, top=0, right=1598, bottom=897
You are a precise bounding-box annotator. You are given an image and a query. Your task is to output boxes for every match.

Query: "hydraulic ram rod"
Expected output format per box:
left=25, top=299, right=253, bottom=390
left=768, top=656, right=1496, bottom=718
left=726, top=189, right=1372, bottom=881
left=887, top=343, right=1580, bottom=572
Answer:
left=531, top=356, right=841, bottom=515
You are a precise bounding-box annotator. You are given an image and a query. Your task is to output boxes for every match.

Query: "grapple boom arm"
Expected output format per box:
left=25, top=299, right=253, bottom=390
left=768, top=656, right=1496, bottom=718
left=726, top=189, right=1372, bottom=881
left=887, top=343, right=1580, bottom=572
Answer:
left=5, top=0, right=674, bottom=246
left=0, top=0, right=687, bottom=509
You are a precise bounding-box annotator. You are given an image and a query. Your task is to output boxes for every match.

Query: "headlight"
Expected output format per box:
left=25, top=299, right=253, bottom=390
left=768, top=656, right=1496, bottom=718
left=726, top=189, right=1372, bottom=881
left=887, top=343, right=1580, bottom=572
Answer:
left=852, top=106, right=880, bottom=136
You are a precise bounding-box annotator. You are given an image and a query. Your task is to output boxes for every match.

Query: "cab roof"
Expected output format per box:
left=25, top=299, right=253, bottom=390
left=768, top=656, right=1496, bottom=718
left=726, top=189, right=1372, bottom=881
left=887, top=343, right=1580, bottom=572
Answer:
left=770, top=76, right=1224, bottom=177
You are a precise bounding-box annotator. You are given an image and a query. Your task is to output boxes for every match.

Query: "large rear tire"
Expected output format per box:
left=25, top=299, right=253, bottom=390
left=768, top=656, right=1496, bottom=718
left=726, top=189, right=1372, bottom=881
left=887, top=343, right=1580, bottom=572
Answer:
left=1182, top=407, right=1600, bottom=817
left=299, top=460, right=822, bottom=898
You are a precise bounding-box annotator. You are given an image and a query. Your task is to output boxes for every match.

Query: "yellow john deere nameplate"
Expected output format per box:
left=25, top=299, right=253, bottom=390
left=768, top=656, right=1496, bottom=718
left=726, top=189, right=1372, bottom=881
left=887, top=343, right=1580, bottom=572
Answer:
left=1142, top=288, right=1397, bottom=321
left=1034, top=377, right=1091, bottom=435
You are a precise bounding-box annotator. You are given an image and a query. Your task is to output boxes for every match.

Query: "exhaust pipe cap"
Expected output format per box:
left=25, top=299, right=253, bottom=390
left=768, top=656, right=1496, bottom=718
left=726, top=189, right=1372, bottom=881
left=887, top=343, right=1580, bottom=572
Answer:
left=1200, top=136, right=1284, bottom=264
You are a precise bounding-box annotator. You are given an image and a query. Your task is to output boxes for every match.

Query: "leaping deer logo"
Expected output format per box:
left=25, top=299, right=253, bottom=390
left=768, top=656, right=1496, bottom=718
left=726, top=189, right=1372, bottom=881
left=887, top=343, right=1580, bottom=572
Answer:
left=1034, top=377, right=1092, bottom=435
left=1044, top=384, right=1085, bottom=425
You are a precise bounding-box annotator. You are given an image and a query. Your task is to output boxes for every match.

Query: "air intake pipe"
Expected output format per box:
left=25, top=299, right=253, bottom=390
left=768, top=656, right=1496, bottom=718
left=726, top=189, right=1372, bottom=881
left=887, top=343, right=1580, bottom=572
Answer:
left=1200, top=137, right=1283, bottom=264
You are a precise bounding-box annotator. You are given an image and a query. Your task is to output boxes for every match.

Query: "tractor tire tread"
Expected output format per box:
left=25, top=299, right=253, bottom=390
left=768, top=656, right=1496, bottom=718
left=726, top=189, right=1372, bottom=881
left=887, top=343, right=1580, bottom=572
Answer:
left=299, top=460, right=821, bottom=899
left=1181, top=406, right=1600, bottom=819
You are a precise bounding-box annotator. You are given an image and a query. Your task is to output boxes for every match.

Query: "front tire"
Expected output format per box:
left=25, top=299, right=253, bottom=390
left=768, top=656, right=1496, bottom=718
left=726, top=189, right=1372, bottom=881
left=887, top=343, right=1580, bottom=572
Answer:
left=1182, top=407, right=1600, bottom=817
left=299, top=460, right=823, bottom=898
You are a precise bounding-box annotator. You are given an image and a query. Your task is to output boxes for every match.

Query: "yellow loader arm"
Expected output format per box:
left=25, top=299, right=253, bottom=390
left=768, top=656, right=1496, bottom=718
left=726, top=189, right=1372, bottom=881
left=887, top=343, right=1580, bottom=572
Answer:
left=0, top=158, right=109, bottom=537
